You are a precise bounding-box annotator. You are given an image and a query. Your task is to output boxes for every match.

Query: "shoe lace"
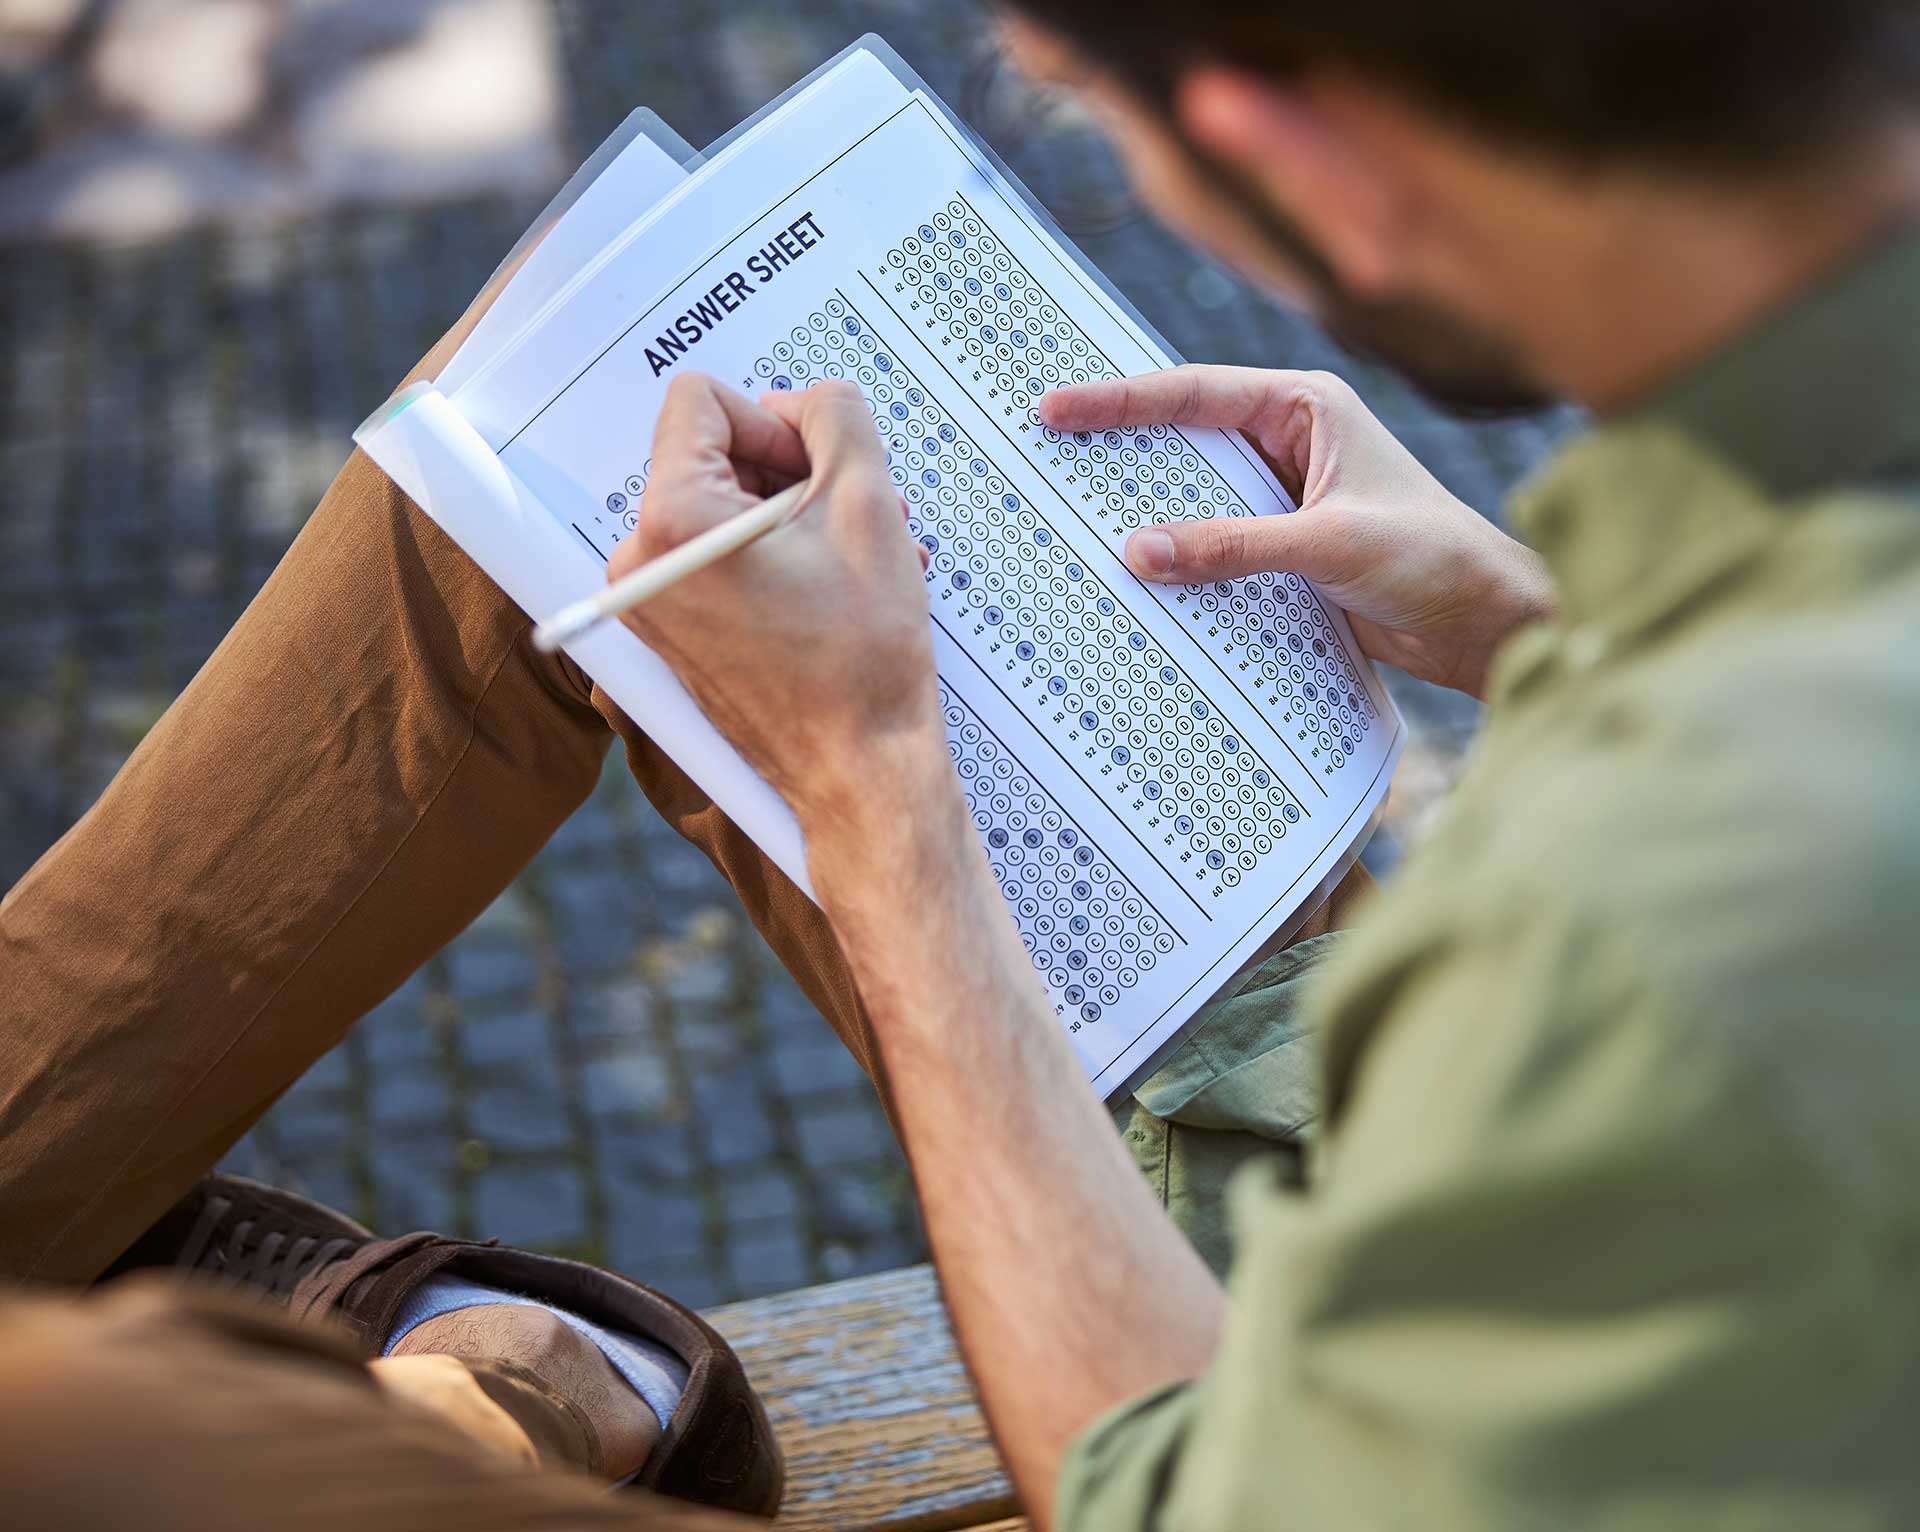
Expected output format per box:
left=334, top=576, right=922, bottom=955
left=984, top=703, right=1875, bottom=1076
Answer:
left=174, top=1191, right=360, bottom=1299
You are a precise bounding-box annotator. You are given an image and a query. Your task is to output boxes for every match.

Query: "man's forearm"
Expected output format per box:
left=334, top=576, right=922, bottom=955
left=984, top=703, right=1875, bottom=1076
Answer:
left=798, top=728, right=1224, bottom=1528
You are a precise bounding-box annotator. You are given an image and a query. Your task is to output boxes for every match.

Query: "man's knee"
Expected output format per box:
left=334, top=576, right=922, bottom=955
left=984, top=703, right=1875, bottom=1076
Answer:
left=0, top=1280, right=358, bottom=1527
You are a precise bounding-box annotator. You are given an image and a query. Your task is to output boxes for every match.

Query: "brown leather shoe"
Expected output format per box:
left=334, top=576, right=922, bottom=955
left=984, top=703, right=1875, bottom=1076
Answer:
left=105, top=1174, right=783, bottom=1517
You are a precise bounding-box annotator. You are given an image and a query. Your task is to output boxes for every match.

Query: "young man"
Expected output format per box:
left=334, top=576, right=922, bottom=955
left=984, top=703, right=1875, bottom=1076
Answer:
left=610, top=4, right=1920, bottom=1527
left=3, top=2, right=1916, bottom=1528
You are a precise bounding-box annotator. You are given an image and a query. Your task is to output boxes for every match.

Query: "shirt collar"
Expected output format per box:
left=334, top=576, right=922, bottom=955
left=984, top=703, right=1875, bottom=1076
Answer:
left=1503, top=223, right=1920, bottom=650
left=1619, top=222, right=1920, bottom=502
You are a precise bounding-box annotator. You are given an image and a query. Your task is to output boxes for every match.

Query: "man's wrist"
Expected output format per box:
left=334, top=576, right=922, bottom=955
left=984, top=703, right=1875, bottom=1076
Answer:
left=1444, top=531, right=1557, bottom=702
left=1482, top=540, right=1558, bottom=696
left=796, top=717, right=1001, bottom=1062
left=791, top=713, right=968, bottom=878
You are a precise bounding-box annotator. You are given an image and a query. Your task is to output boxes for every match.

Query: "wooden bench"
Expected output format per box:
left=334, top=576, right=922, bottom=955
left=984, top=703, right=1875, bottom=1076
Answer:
left=706, top=1264, right=1021, bottom=1532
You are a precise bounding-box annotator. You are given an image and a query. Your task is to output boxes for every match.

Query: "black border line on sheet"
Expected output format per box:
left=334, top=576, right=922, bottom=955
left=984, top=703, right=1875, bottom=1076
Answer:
left=933, top=160, right=1391, bottom=724
left=934, top=613, right=1211, bottom=923
left=850, top=272, right=1327, bottom=801
left=833, top=283, right=1305, bottom=817
left=948, top=179, right=1385, bottom=743
left=1088, top=738, right=1396, bottom=1094
left=939, top=676, right=1189, bottom=941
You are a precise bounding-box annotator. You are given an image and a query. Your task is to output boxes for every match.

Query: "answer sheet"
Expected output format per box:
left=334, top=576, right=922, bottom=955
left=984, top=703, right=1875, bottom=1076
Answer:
left=443, top=46, right=1404, bottom=1094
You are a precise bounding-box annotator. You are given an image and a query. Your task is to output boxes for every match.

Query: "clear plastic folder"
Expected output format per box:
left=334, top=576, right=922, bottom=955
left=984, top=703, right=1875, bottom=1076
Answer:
left=357, top=35, right=1404, bottom=1098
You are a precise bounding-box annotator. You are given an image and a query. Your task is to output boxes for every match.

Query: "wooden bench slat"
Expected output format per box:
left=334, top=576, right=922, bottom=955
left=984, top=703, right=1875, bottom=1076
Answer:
left=707, top=1264, right=1016, bottom=1532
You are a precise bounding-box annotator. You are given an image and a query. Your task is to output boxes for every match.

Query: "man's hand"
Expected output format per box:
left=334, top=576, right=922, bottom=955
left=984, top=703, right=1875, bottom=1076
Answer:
left=608, top=375, right=944, bottom=825
left=1041, top=366, right=1556, bottom=700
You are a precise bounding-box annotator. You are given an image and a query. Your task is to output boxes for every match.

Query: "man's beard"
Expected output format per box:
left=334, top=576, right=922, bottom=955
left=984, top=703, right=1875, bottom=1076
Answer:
left=1175, top=130, right=1558, bottom=416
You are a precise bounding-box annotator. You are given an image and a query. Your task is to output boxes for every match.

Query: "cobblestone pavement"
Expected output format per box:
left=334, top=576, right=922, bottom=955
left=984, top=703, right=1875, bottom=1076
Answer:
left=0, top=1, right=1578, bottom=1306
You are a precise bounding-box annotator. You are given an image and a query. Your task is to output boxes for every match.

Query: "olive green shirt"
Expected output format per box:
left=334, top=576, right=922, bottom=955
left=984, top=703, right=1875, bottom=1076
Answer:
left=1062, top=229, right=1920, bottom=1529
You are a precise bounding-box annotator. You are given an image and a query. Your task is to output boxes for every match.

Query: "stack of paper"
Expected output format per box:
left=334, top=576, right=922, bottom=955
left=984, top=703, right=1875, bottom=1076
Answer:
left=357, top=36, right=1403, bottom=1097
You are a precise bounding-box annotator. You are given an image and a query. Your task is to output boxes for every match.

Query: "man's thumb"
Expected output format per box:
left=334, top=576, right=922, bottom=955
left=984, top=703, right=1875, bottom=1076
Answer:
left=1124, top=514, right=1328, bottom=585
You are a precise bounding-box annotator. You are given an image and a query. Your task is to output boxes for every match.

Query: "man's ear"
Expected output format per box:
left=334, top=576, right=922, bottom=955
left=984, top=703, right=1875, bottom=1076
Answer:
left=1174, top=68, right=1415, bottom=295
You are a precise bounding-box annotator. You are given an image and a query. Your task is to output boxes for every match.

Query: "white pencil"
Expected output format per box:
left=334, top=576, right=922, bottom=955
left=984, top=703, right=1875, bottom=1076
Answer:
left=532, top=480, right=811, bottom=653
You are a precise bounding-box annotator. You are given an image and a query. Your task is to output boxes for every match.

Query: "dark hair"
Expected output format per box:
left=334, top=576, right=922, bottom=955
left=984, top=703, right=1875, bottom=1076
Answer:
left=1002, top=0, right=1920, bottom=168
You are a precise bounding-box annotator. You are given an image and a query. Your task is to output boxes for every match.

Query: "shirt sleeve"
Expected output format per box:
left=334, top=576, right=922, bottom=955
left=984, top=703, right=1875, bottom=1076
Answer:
left=1055, top=894, right=1884, bottom=1532
left=1053, top=1381, right=1202, bottom=1532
